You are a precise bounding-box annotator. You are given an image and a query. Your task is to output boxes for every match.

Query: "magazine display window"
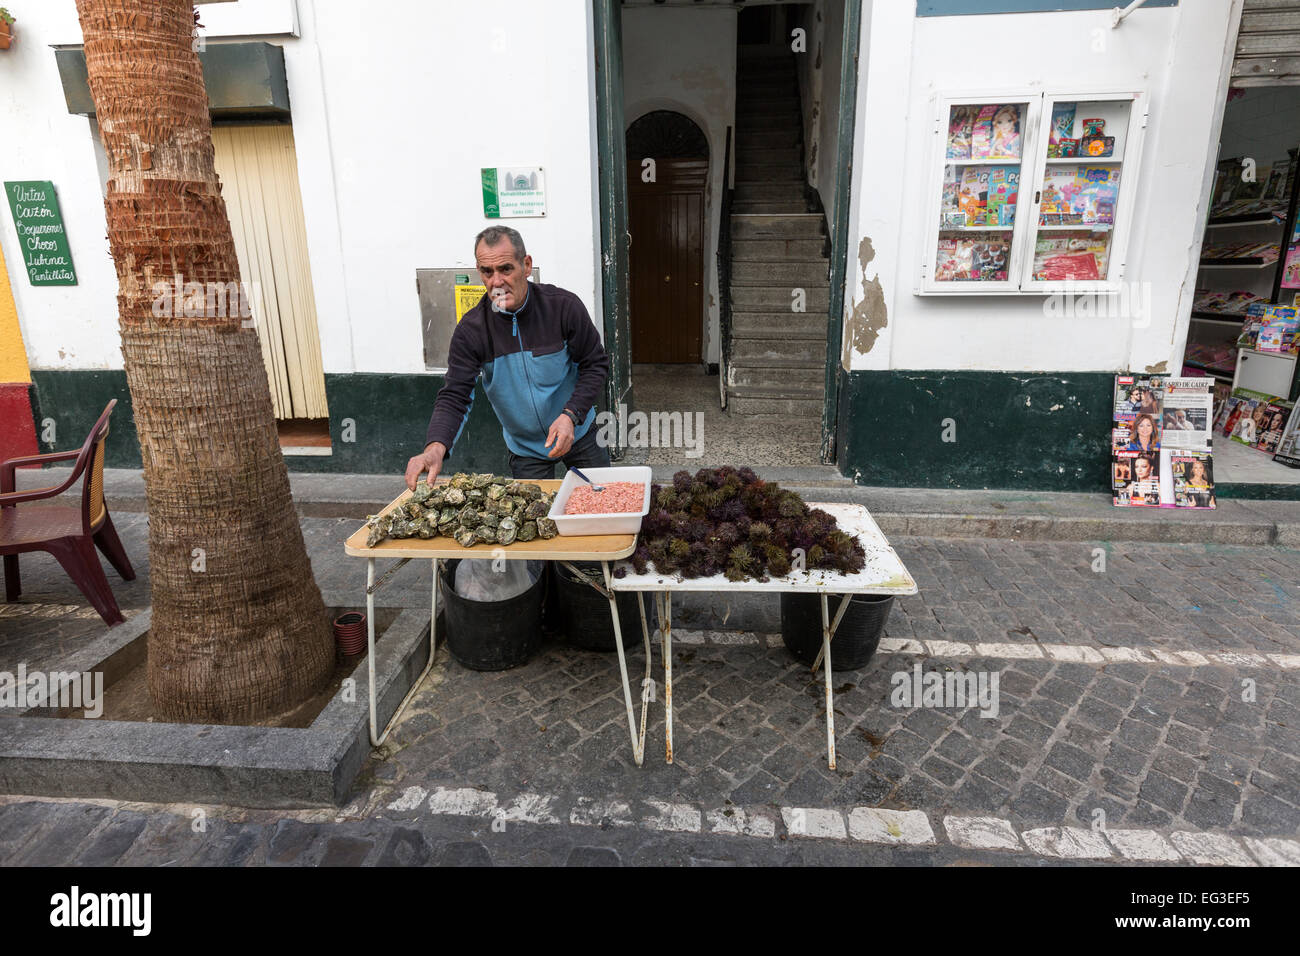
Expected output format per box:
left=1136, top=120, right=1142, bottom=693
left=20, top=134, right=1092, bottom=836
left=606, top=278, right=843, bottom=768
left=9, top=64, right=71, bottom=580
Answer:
left=919, top=91, right=1147, bottom=295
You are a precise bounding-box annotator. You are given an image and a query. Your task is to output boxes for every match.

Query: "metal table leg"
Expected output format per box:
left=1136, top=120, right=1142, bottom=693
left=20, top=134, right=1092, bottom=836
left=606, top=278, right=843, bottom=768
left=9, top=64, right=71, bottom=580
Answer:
left=660, top=591, right=673, bottom=764
left=600, top=561, right=646, bottom=766
left=814, top=593, right=853, bottom=770
left=367, top=556, right=439, bottom=748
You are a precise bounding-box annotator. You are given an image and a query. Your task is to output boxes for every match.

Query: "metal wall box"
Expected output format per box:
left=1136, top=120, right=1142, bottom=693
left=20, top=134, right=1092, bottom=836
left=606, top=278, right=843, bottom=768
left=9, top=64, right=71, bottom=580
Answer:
left=56, top=42, right=291, bottom=118
left=416, top=268, right=540, bottom=371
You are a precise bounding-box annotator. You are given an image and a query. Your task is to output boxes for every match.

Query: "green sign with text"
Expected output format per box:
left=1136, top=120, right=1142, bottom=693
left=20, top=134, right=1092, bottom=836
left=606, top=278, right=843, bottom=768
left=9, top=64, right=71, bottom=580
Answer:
left=5, top=180, right=77, bottom=286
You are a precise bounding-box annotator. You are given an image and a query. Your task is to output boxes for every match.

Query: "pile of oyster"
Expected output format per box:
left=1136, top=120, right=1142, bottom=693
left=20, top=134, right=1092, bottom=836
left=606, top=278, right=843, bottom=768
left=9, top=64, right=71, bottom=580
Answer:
left=366, top=473, right=559, bottom=548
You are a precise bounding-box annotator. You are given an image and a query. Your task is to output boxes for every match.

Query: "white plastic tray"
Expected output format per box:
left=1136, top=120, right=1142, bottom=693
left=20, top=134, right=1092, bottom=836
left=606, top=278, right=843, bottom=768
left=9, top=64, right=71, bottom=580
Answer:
left=548, top=465, right=652, bottom=536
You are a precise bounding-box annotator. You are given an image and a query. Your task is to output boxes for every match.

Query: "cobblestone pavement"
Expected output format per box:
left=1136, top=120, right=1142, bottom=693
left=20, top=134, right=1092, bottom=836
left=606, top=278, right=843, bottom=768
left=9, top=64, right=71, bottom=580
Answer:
left=1, top=512, right=1298, bottom=865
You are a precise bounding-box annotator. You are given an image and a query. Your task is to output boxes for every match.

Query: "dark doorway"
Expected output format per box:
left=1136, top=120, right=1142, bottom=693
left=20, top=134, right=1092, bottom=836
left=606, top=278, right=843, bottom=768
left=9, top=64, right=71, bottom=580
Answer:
left=626, top=110, right=708, bottom=364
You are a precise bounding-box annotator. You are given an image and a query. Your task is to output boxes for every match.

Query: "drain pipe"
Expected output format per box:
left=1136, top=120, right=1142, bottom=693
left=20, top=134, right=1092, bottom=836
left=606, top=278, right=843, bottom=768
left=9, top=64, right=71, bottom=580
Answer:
left=1111, top=0, right=1151, bottom=28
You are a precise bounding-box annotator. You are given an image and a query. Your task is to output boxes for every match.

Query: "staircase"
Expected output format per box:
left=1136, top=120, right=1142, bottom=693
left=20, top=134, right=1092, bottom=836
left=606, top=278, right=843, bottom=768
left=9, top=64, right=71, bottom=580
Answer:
left=726, top=47, right=829, bottom=421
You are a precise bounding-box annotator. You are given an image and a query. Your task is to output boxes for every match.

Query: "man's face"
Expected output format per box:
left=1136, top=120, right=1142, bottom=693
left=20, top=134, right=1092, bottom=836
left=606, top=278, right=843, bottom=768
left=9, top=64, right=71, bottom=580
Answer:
left=476, top=239, right=532, bottom=312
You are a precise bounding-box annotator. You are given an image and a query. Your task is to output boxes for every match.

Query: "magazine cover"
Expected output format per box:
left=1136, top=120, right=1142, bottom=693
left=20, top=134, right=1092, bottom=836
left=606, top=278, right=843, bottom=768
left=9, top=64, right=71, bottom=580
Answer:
left=1171, top=452, right=1216, bottom=509
left=989, top=104, right=1022, bottom=159
left=1273, top=405, right=1300, bottom=468
left=1161, top=377, right=1214, bottom=452
left=1257, top=305, right=1299, bottom=351
left=1032, top=235, right=1110, bottom=280
left=971, top=105, right=997, bottom=158
left=1039, top=167, right=1079, bottom=224
left=946, top=106, right=975, bottom=160
left=1117, top=453, right=1161, bottom=507
left=1113, top=375, right=1170, bottom=508
left=1049, top=102, right=1077, bottom=149
left=1225, top=388, right=1280, bottom=446
left=986, top=167, right=1018, bottom=227
left=959, top=167, right=988, bottom=225
left=1256, top=401, right=1293, bottom=454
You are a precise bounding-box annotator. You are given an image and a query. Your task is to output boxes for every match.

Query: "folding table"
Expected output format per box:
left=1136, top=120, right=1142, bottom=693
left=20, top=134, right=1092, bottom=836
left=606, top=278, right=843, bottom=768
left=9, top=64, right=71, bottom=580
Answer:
left=342, top=480, right=643, bottom=753
left=607, top=503, right=917, bottom=769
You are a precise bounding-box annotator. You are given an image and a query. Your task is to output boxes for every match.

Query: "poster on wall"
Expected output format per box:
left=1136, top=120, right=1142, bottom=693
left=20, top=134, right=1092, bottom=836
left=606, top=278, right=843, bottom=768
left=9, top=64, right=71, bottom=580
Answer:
left=481, top=167, right=547, bottom=219
left=4, top=180, right=77, bottom=286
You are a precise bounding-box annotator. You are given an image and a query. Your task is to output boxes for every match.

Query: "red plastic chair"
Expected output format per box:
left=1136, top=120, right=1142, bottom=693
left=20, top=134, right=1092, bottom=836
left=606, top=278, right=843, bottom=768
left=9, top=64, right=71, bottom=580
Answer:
left=0, top=400, right=135, bottom=626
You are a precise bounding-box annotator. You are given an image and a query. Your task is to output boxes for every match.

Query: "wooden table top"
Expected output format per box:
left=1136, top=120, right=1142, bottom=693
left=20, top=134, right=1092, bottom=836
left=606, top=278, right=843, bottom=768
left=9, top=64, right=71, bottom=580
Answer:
left=342, top=478, right=638, bottom=561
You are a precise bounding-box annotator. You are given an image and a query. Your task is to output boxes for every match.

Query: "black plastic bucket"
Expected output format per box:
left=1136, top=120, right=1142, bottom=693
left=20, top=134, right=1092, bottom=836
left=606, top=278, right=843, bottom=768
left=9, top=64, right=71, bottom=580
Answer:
left=780, top=592, right=895, bottom=671
left=552, top=561, right=652, bottom=651
left=439, top=559, right=545, bottom=671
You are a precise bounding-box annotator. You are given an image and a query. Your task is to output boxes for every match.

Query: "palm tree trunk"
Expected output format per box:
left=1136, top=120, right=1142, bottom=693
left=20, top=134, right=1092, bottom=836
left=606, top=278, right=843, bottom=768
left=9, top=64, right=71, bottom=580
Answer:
left=76, top=0, right=334, bottom=722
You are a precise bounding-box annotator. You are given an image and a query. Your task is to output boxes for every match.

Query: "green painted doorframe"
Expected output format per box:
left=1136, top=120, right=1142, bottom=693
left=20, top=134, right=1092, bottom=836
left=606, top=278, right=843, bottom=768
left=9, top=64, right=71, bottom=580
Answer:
left=593, top=0, right=631, bottom=459
left=821, top=0, right=863, bottom=464
left=593, top=0, right=862, bottom=466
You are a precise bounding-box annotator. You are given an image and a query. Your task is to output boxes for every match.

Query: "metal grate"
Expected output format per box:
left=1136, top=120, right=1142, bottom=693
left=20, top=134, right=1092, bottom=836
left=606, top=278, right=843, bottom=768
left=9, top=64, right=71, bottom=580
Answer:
left=1234, top=0, right=1300, bottom=86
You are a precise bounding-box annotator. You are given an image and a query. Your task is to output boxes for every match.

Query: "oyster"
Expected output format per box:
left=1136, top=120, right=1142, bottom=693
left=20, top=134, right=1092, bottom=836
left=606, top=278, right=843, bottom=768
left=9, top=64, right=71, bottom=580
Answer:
left=497, top=517, right=518, bottom=546
left=480, top=512, right=500, bottom=530
left=411, top=482, right=434, bottom=504
left=508, top=482, right=542, bottom=500
left=389, top=515, right=417, bottom=538
left=438, top=506, right=459, bottom=526
left=404, top=499, right=424, bottom=519
left=486, top=496, right=513, bottom=517
left=472, top=525, right=497, bottom=545
left=471, top=473, right=496, bottom=489
left=458, top=506, right=482, bottom=529
left=454, top=527, right=478, bottom=548
left=449, top=473, right=473, bottom=490
left=428, top=487, right=447, bottom=508
left=365, top=514, right=391, bottom=548
left=517, top=521, right=537, bottom=543
left=417, top=515, right=437, bottom=539
left=536, top=517, right=558, bottom=539
left=486, top=483, right=507, bottom=501
left=443, top=487, right=466, bottom=506
left=525, top=499, right=551, bottom=520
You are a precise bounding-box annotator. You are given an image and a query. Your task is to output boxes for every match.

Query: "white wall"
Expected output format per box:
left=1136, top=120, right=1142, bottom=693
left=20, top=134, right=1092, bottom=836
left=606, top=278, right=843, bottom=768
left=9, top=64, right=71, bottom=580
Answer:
left=622, top=5, right=737, bottom=367
left=795, top=0, right=847, bottom=232
left=1, top=0, right=603, bottom=377
left=844, top=1, right=1241, bottom=375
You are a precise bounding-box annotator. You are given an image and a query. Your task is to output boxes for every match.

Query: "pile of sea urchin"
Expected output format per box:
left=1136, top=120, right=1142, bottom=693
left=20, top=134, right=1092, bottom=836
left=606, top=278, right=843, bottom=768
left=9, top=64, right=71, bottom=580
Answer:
left=627, top=466, right=864, bottom=582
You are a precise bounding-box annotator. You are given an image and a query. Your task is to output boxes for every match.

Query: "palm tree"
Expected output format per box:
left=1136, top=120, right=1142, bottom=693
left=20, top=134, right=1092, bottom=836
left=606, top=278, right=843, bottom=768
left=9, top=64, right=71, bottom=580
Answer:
left=75, top=0, right=334, bottom=722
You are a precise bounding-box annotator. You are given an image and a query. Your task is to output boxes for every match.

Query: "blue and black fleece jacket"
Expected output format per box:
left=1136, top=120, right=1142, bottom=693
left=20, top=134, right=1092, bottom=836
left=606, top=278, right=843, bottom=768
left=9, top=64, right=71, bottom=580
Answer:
left=425, top=281, right=610, bottom=460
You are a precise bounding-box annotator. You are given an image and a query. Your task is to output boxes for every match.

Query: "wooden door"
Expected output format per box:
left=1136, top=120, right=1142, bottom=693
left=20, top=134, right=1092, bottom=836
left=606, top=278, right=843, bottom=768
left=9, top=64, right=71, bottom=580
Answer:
left=211, top=124, right=329, bottom=420
left=627, top=158, right=706, bottom=364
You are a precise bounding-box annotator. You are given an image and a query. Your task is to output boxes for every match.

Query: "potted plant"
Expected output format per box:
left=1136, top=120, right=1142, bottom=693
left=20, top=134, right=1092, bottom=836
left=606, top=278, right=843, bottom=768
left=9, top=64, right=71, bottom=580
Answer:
left=0, top=10, right=13, bottom=50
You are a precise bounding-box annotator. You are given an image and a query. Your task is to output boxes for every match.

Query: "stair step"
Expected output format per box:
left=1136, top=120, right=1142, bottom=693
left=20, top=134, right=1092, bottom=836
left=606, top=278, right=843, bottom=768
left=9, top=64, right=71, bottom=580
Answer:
left=735, top=163, right=803, bottom=182
left=736, top=112, right=803, bottom=129
left=732, top=311, right=829, bottom=338
left=732, top=201, right=810, bottom=214
left=727, top=391, right=824, bottom=418
left=731, top=337, right=828, bottom=366
left=734, top=143, right=800, bottom=163
left=727, top=366, right=825, bottom=392
left=735, top=182, right=805, bottom=200
left=732, top=238, right=825, bottom=259
left=732, top=260, right=828, bottom=285
left=738, top=128, right=795, bottom=149
left=731, top=214, right=825, bottom=239
left=738, top=96, right=801, bottom=114
left=732, top=284, right=830, bottom=311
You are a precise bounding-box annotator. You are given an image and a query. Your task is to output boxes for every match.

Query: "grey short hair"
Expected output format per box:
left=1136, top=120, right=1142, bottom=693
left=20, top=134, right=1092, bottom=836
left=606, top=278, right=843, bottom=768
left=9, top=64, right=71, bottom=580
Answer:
left=474, top=226, right=526, bottom=262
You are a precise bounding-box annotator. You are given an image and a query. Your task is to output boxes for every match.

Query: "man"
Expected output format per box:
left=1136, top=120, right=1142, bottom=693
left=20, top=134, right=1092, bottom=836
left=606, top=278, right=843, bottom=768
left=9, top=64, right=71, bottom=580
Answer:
left=405, top=226, right=610, bottom=489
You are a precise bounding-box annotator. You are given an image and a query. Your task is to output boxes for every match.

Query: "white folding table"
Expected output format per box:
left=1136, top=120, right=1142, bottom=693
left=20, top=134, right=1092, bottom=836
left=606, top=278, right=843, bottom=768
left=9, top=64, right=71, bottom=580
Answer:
left=606, top=503, right=917, bottom=769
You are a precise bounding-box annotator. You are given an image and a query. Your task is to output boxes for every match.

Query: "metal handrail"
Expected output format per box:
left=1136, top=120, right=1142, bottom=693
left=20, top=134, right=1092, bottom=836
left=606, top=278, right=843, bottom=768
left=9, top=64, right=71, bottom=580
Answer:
left=718, top=124, right=734, bottom=408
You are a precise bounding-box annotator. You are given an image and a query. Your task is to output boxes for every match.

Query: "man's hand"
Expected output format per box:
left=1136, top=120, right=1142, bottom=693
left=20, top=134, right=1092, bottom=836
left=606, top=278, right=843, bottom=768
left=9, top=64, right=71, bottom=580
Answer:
left=545, top=413, right=575, bottom=459
left=405, top=442, right=447, bottom=491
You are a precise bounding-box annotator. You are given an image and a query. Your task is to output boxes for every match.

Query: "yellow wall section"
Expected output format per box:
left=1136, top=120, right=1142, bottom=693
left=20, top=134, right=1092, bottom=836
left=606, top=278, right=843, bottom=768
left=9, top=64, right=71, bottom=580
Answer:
left=0, top=241, right=32, bottom=384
